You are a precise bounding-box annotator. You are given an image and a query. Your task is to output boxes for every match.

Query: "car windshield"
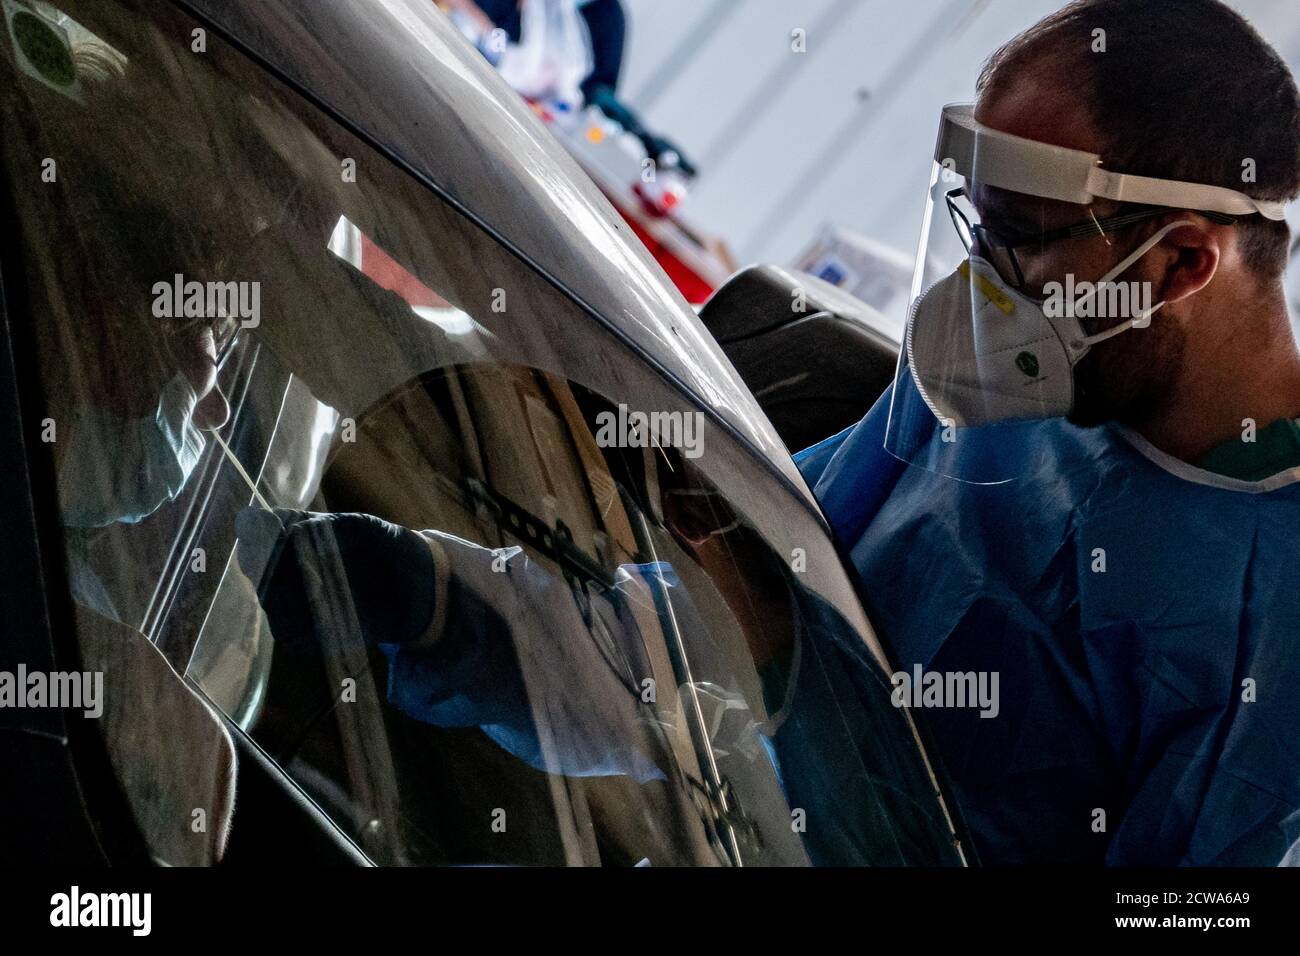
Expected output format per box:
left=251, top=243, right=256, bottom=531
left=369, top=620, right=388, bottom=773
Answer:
left=1, top=0, right=961, bottom=866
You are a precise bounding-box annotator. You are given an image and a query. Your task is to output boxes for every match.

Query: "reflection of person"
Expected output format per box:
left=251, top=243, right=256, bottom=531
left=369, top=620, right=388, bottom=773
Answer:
left=800, top=0, right=1300, bottom=865
left=13, top=32, right=242, bottom=864
left=56, top=319, right=232, bottom=539
left=43, top=264, right=239, bottom=868
left=238, top=453, right=959, bottom=864
left=454, top=0, right=697, bottom=176
left=42, top=230, right=239, bottom=866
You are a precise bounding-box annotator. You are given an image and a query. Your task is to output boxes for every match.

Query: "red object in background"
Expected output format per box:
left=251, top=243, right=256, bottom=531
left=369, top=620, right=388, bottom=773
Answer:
left=358, top=231, right=447, bottom=308
left=620, top=213, right=715, bottom=304
left=349, top=209, right=716, bottom=310
left=632, top=180, right=684, bottom=218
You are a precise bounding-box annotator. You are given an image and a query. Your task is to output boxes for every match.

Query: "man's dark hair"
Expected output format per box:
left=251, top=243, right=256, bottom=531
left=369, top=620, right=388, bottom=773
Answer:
left=977, top=0, right=1300, bottom=278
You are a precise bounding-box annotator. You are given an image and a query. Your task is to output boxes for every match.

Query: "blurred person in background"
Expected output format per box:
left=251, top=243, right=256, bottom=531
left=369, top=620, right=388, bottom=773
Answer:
left=441, top=0, right=697, bottom=176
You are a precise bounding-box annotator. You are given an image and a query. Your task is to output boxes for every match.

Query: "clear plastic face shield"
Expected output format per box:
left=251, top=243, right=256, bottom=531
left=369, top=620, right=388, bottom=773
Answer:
left=887, top=103, right=1287, bottom=483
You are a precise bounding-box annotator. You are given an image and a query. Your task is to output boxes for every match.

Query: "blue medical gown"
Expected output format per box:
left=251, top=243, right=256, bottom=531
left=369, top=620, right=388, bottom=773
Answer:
left=797, top=383, right=1300, bottom=865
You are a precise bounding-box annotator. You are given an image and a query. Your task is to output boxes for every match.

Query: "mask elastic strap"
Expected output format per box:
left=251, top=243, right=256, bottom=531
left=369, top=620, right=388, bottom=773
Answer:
left=1073, top=218, right=1196, bottom=347
left=1080, top=316, right=1147, bottom=347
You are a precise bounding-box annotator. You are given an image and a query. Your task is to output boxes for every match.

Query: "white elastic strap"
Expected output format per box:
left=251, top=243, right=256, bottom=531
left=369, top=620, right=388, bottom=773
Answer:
left=1087, top=168, right=1288, bottom=221
left=1075, top=219, right=1195, bottom=345
left=1081, top=314, right=1146, bottom=347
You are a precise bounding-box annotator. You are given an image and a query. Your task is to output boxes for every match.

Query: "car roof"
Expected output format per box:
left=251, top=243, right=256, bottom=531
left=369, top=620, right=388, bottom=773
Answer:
left=181, top=0, right=810, bottom=502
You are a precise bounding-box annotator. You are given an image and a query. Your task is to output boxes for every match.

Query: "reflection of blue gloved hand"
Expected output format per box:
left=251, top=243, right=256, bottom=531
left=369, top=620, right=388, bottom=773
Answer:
left=235, top=508, right=435, bottom=651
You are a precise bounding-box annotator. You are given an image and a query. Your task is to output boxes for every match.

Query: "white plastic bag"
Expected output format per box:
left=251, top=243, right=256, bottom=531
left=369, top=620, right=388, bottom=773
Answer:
left=496, top=0, right=593, bottom=104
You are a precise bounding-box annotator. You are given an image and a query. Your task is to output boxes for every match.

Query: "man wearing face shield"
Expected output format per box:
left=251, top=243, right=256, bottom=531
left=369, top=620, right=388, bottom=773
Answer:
left=799, top=0, right=1300, bottom=864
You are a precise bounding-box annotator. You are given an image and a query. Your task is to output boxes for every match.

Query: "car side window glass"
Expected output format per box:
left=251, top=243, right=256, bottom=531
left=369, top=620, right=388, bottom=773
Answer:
left=2, top=0, right=960, bottom=866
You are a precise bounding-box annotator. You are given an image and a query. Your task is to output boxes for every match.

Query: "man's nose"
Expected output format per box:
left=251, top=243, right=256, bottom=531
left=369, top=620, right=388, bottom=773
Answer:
left=191, top=383, right=231, bottom=432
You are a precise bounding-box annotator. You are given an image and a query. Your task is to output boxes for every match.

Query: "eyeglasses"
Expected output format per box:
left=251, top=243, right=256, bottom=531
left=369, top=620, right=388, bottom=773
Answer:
left=161, top=312, right=242, bottom=375
left=945, top=187, right=1237, bottom=290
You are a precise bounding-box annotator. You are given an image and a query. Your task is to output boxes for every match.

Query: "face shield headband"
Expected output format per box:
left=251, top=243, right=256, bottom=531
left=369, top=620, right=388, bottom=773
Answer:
left=934, top=103, right=1288, bottom=224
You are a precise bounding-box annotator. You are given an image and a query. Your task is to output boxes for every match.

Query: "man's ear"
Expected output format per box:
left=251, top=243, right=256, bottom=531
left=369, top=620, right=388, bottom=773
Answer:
left=1156, top=220, right=1222, bottom=305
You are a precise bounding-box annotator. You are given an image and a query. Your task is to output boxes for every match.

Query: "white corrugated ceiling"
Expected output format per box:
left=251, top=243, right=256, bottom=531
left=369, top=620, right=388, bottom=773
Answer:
left=619, top=0, right=1300, bottom=280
